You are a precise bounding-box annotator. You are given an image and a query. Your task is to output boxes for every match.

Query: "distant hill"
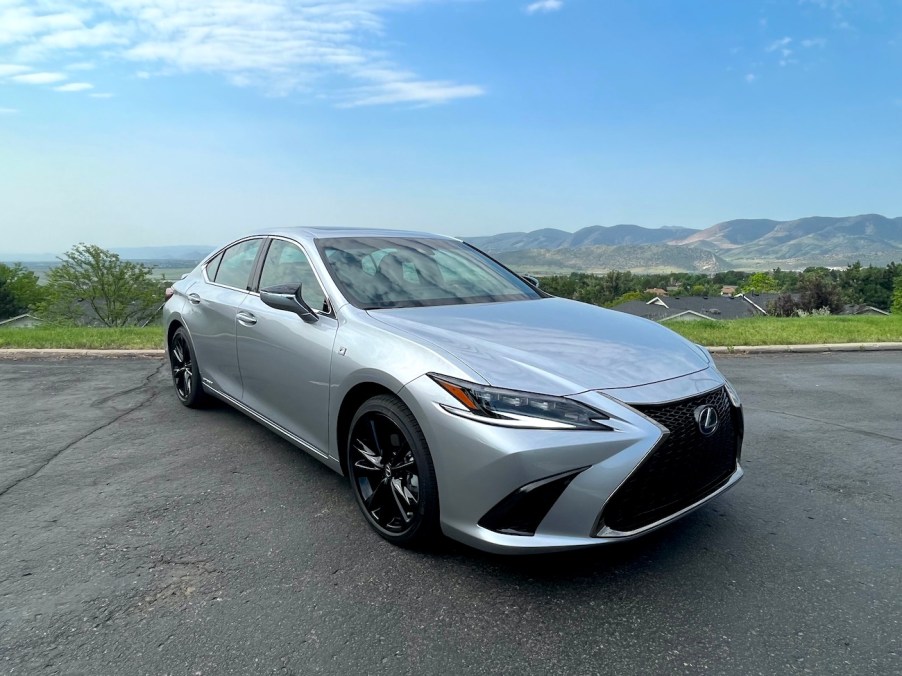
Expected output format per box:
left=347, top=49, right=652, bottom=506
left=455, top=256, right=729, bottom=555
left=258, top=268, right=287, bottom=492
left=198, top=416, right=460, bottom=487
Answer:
left=468, top=224, right=696, bottom=252
left=496, top=244, right=731, bottom=274
left=1, top=245, right=213, bottom=265
left=467, top=214, right=902, bottom=271
left=675, top=214, right=902, bottom=268
left=112, top=245, right=213, bottom=261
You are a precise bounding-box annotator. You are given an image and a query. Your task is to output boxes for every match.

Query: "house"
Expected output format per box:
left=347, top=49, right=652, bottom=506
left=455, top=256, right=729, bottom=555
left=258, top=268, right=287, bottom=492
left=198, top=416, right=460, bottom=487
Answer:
left=842, top=305, right=890, bottom=316
left=0, top=313, right=44, bottom=328
left=720, top=285, right=738, bottom=296
left=612, top=295, right=765, bottom=322
left=645, top=287, right=668, bottom=297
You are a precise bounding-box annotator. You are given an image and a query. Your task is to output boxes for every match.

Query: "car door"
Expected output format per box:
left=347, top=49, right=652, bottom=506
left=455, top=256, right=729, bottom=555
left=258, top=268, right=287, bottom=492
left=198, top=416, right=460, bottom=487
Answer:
left=236, top=238, right=338, bottom=454
left=188, top=237, right=264, bottom=398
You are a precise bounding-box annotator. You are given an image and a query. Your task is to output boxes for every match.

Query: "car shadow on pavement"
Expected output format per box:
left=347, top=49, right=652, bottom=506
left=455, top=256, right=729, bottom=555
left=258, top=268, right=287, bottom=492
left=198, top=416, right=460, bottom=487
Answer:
left=196, top=394, right=750, bottom=590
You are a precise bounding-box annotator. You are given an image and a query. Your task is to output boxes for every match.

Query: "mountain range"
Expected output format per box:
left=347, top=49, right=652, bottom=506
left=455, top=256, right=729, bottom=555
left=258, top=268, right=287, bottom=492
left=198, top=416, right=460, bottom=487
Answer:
left=4, top=215, right=900, bottom=274
left=465, top=214, right=902, bottom=273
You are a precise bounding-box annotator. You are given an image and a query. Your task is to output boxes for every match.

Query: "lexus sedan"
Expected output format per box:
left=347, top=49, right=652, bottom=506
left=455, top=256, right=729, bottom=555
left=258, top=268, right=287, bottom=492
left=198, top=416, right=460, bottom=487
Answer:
left=163, top=227, right=743, bottom=554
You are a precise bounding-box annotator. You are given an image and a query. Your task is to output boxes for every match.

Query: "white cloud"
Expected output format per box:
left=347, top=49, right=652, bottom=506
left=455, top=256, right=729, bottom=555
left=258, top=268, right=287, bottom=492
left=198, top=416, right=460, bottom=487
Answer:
left=341, top=79, right=485, bottom=107
left=11, top=71, right=67, bottom=84
left=766, top=37, right=793, bottom=54
left=525, top=0, right=563, bottom=14
left=745, top=73, right=757, bottom=83
left=800, top=38, right=826, bottom=48
left=0, top=107, right=19, bottom=114
left=0, top=7, right=86, bottom=45
left=90, top=92, right=114, bottom=98
left=0, top=1, right=484, bottom=107
left=0, top=63, right=31, bottom=77
left=67, top=61, right=96, bottom=70
left=54, top=82, right=94, bottom=92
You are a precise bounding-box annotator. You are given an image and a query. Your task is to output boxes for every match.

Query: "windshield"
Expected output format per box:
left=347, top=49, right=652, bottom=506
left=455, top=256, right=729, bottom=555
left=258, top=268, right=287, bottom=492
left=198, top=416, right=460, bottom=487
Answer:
left=316, top=237, right=542, bottom=309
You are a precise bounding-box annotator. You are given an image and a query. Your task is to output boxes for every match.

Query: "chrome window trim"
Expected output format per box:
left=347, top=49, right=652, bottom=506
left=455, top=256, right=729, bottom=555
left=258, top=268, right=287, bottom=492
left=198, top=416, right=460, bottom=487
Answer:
left=201, top=236, right=266, bottom=294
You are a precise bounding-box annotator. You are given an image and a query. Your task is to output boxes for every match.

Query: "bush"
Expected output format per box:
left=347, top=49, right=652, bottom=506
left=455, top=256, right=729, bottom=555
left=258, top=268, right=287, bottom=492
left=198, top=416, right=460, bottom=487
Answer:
left=0, top=263, right=43, bottom=320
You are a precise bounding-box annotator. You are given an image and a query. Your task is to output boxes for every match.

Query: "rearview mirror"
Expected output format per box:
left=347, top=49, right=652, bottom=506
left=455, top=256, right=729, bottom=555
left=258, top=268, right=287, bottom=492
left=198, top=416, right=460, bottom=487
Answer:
left=260, top=284, right=319, bottom=322
left=521, top=274, right=540, bottom=289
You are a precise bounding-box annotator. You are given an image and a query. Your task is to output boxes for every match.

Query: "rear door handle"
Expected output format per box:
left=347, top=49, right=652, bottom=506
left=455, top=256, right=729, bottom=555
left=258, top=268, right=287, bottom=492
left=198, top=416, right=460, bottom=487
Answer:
left=187, top=293, right=201, bottom=305
left=236, top=311, right=257, bottom=326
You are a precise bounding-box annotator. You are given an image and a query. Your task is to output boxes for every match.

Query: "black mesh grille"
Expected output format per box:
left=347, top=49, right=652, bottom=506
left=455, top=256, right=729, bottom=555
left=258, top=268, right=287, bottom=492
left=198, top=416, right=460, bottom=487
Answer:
left=600, top=387, right=738, bottom=533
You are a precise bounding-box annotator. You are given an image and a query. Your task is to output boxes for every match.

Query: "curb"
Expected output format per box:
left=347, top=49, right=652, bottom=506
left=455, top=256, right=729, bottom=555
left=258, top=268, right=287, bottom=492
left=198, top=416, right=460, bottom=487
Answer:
left=0, top=349, right=165, bottom=359
left=706, top=342, right=902, bottom=354
left=1, top=343, right=901, bottom=359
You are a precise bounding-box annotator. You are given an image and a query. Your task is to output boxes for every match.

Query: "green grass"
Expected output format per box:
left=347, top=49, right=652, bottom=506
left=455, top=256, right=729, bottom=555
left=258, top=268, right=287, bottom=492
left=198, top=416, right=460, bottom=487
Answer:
left=0, top=326, right=165, bottom=349
left=668, top=314, right=902, bottom=347
left=0, top=314, right=900, bottom=350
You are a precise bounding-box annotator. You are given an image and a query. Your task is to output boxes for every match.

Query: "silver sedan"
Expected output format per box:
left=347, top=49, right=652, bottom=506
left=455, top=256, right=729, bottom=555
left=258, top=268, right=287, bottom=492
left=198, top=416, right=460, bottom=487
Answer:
left=163, top=227, right=743, bottom=554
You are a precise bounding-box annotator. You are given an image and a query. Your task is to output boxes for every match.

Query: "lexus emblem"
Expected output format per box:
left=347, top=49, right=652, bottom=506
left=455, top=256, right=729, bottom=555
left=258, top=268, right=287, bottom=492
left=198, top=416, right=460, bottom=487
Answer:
left=694, top=405, right=719, bottom=437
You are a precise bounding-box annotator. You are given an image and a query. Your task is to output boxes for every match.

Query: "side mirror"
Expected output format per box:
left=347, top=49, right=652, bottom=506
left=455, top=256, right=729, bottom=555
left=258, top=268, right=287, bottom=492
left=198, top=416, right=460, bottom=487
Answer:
left=260, top=284, right=319, bottom=323
left=521, top=274, right=540, bottom=289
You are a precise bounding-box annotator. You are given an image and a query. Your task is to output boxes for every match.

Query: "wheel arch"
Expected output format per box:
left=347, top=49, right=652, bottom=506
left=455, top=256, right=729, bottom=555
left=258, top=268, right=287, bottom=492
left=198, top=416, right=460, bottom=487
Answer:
left=166, top=318, right=184, bottom=348
left=336, top=381, right=397, bottom=476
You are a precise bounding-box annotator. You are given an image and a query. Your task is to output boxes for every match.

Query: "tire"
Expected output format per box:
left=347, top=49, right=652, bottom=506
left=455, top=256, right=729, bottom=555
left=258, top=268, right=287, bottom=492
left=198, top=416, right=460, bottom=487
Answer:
left=346, top=394, right=440, bottom=548
left=168, top=326, right=208, bottom=409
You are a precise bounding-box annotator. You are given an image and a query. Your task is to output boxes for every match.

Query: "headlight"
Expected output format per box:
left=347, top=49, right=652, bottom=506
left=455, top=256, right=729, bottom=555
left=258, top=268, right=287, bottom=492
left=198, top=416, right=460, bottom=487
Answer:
left=428, top=374, right=612, bottom=430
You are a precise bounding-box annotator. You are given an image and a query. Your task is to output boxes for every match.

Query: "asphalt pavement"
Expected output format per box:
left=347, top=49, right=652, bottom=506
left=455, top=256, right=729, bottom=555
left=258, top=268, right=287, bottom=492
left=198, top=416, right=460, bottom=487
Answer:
left=0, top=353, right=899, bottom=675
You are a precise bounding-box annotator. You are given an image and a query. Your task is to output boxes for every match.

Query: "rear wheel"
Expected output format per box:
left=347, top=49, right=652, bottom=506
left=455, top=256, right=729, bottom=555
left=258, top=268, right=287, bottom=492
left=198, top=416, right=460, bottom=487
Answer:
left=346, top=395, right=439, bottom=547
left=168, top=326, right=208, bottom=408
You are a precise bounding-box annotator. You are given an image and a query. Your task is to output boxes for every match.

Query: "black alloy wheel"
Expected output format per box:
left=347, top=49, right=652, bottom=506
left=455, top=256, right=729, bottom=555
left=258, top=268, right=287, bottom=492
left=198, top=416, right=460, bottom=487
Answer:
left=347, top=395, right=439, bottom=547
left=169, top=326, right=207, bottom=408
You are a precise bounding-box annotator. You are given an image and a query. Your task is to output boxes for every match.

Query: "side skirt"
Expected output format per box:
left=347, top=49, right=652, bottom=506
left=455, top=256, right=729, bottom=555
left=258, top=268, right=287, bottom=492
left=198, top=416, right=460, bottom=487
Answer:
left=204, top=384, right=342, bottom=475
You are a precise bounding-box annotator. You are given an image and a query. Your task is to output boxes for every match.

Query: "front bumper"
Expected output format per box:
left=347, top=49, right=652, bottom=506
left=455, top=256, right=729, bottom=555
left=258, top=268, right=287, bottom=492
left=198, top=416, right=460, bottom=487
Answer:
left=399, top=368, right=744, bottom=554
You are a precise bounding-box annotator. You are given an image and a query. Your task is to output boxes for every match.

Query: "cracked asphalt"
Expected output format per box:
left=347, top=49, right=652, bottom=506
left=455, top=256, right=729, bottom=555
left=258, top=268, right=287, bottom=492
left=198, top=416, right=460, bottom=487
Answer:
left=0, top=353, right=899, bottom=675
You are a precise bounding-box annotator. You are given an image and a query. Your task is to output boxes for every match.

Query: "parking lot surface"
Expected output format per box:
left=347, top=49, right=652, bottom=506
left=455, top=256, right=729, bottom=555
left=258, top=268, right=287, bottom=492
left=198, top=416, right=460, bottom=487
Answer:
left=1, top=353, right=899, bottom=675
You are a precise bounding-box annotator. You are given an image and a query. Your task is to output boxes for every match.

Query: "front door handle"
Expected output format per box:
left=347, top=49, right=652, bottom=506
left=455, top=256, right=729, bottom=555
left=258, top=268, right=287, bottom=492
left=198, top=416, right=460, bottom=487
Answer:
left=236, top=311, right=257, bottom=326
left=187, top=293, right=201, bottom=304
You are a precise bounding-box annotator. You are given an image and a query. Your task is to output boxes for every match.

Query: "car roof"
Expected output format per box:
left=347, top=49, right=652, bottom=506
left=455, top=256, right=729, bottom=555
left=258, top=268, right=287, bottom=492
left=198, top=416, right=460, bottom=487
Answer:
left=254, top=226, right=460, bottom=242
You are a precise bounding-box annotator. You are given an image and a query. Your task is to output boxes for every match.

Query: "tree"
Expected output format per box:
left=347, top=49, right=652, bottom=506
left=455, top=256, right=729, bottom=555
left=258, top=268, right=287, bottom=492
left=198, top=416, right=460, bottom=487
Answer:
left=839, top=261, right=893, bottom=309
left=40, top=244, right=163, bottom=327
left=0, top=263, right=43, bottom=320
left=607, top=290, right=654, bottom=307
left=767, top=293, right=800, bottom=317
left=892, top=276, right=902, bottom=314
left=743, top=272, right=779, bottom=294
left=797, top=273, right=843, bottom=314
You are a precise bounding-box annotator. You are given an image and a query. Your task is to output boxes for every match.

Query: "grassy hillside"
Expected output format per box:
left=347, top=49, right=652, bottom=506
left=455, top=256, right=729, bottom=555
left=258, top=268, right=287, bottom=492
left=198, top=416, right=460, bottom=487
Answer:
left=667, top=314, right=902, bottom=347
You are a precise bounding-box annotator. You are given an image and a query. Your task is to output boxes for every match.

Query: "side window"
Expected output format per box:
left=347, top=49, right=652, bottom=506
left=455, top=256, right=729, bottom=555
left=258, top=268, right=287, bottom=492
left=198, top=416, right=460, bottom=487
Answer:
left=214, top=239, right=262, bottom=290
left=205, top=251, right=224, bottom=281
left=259, top=240, right=329, bottom=312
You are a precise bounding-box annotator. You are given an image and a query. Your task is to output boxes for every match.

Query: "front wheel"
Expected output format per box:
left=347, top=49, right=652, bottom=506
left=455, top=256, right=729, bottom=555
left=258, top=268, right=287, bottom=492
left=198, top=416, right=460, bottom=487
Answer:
left=168, top=326, right=208, bottom=408
left=346, top=395, right=439, bottom=548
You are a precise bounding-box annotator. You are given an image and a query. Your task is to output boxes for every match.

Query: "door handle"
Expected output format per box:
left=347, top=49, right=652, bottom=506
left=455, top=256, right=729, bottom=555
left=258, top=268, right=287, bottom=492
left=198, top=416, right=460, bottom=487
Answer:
left=187, top=293, right=201, bottom=304
left=236, top=311, right=257, bottom=326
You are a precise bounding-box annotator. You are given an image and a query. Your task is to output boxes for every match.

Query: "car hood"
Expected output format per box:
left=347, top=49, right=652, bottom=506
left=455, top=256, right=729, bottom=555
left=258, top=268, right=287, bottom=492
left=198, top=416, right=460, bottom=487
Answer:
left=368, top=297, right=710, bottom=395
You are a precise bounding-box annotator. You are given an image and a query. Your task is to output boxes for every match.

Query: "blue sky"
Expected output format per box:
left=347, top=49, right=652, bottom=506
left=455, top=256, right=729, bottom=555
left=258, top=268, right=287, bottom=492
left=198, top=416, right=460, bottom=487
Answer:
left=1, top=0, right=900, bottom=253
